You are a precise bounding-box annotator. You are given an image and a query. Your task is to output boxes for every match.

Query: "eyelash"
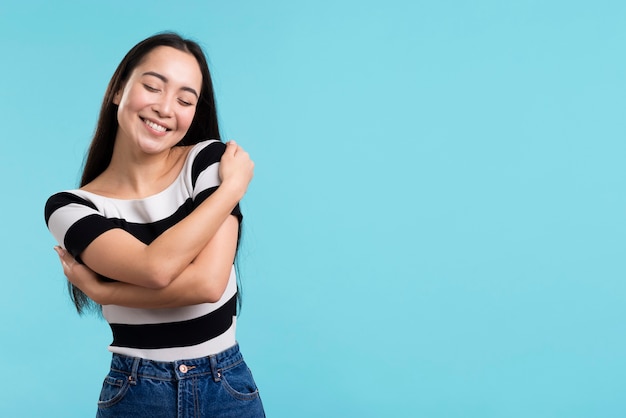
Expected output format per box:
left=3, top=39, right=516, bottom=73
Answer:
left=143, top=84, right=194, bottom=106
left=143, top=84, right=160, bottom=93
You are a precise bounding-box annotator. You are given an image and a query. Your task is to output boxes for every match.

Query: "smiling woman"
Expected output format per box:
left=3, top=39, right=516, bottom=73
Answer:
left=43, top=33, right=265, bottom=418
left=85, top=46, right=203, bottom=201
left=110, top=47, right=202, bottom=160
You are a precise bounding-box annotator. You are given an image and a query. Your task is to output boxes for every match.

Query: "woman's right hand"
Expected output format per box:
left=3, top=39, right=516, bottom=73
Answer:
left=219, top=141, right=254, bottom=199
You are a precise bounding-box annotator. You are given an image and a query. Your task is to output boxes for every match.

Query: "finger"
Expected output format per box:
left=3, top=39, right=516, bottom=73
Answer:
left=54, top=246, right=75, bottom=270
left=225, top=140, right=238, bottom=155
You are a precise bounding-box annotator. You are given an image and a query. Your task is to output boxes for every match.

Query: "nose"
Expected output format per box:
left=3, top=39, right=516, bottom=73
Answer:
left=152, top=94, right=174, bottom=118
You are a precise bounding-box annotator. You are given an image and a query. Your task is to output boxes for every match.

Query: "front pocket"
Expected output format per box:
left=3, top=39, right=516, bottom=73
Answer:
left=97, top=372, right=131, bottom=408
left=220, top=361, right=260, bottom=401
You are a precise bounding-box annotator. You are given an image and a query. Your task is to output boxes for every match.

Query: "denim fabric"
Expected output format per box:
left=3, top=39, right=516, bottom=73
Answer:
left=96, top=344, right=265, bottom=418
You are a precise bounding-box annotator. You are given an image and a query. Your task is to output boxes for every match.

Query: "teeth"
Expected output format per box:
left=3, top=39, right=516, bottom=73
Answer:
left=144, top=119, right=167, bottom=132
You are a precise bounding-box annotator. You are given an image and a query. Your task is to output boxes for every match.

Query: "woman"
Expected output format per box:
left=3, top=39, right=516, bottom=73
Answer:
left=44, top=33, right=265, bottom=417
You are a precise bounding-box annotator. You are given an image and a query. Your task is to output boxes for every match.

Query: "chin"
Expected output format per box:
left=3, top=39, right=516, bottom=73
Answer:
left=138, top=138, right=181, bottom=154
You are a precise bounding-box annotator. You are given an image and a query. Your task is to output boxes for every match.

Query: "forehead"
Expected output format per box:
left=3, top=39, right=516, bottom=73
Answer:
left=133, top=46, right=203, bottom=90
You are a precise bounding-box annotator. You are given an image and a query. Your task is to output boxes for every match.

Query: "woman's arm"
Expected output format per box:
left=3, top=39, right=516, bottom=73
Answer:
left=79, top=141, right=252, bottom=289
left=56, top=215, right=239, bottom=309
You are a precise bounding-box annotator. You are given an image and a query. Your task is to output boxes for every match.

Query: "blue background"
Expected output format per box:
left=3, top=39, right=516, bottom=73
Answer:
left=1, top=1, right=625, bottom=417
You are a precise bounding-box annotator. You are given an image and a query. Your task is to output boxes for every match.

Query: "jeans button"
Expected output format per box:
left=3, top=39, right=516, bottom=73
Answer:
left=179, top=364, right=188, bottom=373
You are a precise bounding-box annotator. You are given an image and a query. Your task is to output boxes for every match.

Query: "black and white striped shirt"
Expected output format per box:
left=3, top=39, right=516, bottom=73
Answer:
left=45, top=140, right=241, bottom=361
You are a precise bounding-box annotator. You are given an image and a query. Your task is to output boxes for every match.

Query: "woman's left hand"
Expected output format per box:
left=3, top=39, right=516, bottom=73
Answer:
left=54, top=246, right=103, bottom=302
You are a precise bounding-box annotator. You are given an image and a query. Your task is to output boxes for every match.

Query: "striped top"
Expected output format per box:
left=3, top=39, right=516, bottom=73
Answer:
left=44, top=140, right=241, bottom=361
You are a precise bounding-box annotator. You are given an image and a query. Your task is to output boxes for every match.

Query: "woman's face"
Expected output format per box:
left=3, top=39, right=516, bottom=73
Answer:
left=113, top=46, right=203, bottom=155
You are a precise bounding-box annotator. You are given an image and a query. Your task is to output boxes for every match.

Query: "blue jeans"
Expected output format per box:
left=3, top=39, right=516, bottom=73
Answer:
left=96, top=344, right=265, bottom=417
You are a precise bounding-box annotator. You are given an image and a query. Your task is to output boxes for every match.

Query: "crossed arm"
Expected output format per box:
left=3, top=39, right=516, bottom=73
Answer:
left=54, top=142, right=251, bottom=309
left=55, top=215, right=239, bottom=309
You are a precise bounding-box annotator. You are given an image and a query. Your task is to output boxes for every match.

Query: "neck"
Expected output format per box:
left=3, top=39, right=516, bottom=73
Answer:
left=101, top=140, right=182, bottom=198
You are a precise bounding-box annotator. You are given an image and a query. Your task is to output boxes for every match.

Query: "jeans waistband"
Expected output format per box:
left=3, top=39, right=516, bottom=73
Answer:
left=109, top=343, right=242, bottom=383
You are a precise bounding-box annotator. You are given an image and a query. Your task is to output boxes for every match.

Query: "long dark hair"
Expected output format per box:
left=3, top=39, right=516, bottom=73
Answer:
left=72, top=32, right=225, bottom=313
left=81, top=32, right=220, bottom=185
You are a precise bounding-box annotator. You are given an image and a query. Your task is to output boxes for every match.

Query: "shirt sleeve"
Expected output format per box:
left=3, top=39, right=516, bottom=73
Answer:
left=44, top=192, right=122, bottom=261
left=189, top=141, right=242, bottom=223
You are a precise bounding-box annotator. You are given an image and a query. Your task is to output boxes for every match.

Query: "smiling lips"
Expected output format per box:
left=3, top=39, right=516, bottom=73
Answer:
left=143, top=118, right=169, bottom=133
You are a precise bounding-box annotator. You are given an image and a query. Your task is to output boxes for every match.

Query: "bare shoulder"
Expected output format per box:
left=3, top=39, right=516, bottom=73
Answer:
left=80, top=176, right=109, bottom=195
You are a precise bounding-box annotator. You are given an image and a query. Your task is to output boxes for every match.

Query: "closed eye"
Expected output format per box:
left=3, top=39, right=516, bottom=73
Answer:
left=143, top=84, right=160, bottom=93
left=178, top=98, right=194, bottom=106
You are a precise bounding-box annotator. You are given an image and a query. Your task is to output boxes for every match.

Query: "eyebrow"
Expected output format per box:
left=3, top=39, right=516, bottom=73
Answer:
left=142, top=71, right=199, bottom=98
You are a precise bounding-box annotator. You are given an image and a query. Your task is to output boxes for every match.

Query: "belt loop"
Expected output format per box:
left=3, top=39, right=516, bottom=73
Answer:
left=209, top=355, right=221, bottom=382
left=128, top=357, right=140, bottom=385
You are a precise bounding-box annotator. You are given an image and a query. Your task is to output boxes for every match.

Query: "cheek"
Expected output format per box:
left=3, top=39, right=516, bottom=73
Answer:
left=116, top=94, right=136, bottom=117
left=180, top=109, right=197, bottom=130
left=119, top=85, right=148, bottom=110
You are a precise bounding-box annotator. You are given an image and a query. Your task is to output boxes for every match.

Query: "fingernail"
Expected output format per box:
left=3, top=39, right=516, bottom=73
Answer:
left=53, top=246, right=65, bottom=257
